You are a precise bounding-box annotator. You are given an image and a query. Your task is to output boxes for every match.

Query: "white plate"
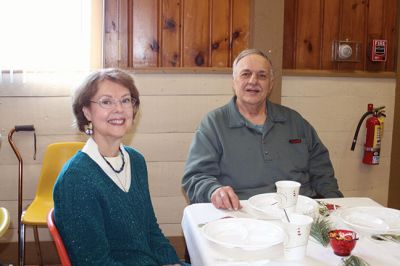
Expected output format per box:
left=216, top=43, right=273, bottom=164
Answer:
left=202, top=218, right=285, bottom=250
left=248, top=193, right=318, bottom=219
left=334, top=206, right=400, bottom=234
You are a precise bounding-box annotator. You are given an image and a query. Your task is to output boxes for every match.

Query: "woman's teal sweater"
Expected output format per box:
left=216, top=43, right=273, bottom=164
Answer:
left=53, top=147, right=180, bottom=265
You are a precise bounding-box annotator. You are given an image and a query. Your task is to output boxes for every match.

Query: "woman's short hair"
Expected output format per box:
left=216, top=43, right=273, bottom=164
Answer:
left=72, top=68, right=140, bottom=132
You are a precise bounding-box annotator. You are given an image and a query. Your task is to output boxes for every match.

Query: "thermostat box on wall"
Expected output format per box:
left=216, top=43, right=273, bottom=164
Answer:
left=332, top=40, right=361, bottom=62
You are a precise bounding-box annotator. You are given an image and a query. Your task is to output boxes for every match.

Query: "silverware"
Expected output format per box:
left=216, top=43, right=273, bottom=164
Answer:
left=283, top=208, right=291, bottom=223
left=198, top=215, right=234, bottom=228
left=371, top=234, right=400, bottom=243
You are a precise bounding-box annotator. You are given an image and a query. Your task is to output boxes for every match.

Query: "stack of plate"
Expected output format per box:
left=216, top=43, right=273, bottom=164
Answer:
left=202, top=218, right=285, bottom=261
left=247, top=193, right=318, bottom=220
left=333, top=206, right=400, bottom=235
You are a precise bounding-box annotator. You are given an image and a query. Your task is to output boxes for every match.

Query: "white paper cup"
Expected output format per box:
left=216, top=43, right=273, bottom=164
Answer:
left=282, top=213, right=313, bottom=260
left=275, top=180, right=301, bottom=212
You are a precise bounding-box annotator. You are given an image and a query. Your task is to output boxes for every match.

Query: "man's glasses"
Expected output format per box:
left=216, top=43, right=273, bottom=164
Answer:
left=90, top=96, right=137, bottom=109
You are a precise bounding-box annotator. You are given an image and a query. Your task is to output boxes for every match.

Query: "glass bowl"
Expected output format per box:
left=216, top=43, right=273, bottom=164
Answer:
left=328, top=229, right=358, bottom=256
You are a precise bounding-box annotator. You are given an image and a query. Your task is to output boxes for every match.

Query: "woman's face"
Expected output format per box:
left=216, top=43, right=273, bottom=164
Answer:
left=83, top=79, right=134, bottom=144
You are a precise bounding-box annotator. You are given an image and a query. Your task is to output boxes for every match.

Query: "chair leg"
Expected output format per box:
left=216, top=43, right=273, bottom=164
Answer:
left=33, top=226, right=43, bottom=266
left=19, top=223, right=25, bottom=266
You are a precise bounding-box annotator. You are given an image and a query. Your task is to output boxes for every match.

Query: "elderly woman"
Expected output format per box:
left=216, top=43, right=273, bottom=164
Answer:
left=53, top=69, right=183, bottom=265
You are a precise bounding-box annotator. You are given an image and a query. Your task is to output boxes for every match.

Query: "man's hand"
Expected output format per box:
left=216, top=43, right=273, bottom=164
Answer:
left=211, top=186, right=241, bottom=210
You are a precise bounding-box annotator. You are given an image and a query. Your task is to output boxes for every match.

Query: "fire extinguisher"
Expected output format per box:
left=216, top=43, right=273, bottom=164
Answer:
left=351, top=103, right=386, bottom=165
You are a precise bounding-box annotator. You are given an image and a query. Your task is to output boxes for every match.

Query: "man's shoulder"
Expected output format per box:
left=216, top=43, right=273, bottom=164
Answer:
left=269, top=100, right=297, bottom=113
left=269, top=101, right=305, bottom=121
left=202, top=101, right=230, bottom=123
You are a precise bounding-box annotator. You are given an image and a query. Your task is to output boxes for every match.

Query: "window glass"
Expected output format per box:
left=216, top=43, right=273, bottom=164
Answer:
left=0, top=0, right=91, bottom=71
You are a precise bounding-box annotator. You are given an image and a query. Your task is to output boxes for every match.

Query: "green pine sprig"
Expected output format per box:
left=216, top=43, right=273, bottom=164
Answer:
left=310, top=216, right=332, bottom=247
left=317, top=200, right=332, bottom=216
left=341, top=255, right=370, bottom=266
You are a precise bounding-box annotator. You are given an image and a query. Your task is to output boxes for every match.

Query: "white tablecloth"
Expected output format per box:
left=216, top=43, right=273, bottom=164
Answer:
left=181, top=197, right=400, bottom=266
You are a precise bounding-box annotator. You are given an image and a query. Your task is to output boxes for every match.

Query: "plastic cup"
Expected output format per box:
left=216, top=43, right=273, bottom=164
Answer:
left=282, top=213, right=313, bottom=260
left=275, top=180, right=301, bottom=212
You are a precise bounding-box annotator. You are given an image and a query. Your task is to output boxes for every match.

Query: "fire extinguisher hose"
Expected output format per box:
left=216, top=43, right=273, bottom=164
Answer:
left=351, top=111, right=372, bottom=151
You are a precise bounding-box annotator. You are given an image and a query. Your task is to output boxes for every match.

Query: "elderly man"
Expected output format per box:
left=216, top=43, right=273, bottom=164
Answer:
left=182, top=49, right=343, bottom=210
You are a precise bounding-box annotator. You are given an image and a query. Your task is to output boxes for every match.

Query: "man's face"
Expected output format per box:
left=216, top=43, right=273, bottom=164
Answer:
left=232, top=54, right=274, bottom=107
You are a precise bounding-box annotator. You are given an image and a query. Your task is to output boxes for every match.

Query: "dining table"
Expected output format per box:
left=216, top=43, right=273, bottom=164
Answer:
left=181, top=197, right=400, bottom=266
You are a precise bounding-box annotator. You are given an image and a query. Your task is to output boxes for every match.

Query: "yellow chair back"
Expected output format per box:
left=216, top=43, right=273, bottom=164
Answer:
left=22, top=142, right=85, bottom=225
left=0, top=207, right=10, bottom=238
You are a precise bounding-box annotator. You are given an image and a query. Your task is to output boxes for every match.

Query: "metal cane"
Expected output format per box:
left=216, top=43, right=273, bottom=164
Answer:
left=8, top=125, right=36, bottom=266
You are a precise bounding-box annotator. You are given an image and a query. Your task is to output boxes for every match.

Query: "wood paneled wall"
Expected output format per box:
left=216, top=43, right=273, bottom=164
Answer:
left=104, top=0, right=250, bottom=68
left=283, top=0, right=397, bottom=71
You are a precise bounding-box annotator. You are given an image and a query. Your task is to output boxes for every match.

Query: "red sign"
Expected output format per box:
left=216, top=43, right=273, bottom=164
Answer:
left=370, top=40, right=387, bottom=62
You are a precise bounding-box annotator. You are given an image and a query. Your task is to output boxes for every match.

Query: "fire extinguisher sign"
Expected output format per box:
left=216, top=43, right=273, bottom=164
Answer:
left=372, top=124, right=382, bottom=164
left=373, top=124, right=381, bottom=149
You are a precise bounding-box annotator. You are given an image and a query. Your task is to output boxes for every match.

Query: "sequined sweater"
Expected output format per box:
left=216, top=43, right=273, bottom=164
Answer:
left=53, top=147, right=180, bottom=266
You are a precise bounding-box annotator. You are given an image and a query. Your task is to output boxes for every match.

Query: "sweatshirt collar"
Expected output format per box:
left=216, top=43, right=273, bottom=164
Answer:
left=227, top=96, right=286, bottom=128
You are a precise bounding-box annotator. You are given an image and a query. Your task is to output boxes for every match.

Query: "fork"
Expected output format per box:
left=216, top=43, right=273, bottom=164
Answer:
left=371, top=234, right=400, bottom=243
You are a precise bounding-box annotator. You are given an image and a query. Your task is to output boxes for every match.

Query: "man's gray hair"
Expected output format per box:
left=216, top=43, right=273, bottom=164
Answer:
left=232, top=48, right=274, bottom=77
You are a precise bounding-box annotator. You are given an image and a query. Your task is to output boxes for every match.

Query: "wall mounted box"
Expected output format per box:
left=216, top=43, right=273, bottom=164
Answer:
left=332, top=40, right=361, bottom=62
left=369, top=40, right=387, bottom=62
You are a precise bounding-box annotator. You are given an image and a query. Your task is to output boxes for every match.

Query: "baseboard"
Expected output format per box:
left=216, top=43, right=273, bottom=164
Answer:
left=0, top=236, right=187, bottom=265
left=0, top=241, right=59, bottom=265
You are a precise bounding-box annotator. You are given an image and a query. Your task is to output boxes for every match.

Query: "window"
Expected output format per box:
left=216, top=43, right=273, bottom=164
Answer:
left=0, top=0, right=92, bottom=72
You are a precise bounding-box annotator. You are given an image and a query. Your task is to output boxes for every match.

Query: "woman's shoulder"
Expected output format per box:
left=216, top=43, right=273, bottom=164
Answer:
left=123, top=146, right=144, bottom=159
left=56, top=151, right=95, bottom=183
left=124, top=145, right=148, bottom=167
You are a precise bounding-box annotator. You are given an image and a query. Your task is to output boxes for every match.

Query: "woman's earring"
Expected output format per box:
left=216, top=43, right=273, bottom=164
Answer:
left=85, top=122, right=93, bottom=135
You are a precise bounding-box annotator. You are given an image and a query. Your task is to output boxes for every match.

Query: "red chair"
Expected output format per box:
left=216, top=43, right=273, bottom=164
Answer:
left=47, top=208, right=71, bottom=266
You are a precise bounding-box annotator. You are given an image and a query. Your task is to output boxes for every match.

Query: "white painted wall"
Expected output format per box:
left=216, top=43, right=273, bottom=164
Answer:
left=282, top=76, right=395, bottom=205
left=0, top=73, right=395, bottom=243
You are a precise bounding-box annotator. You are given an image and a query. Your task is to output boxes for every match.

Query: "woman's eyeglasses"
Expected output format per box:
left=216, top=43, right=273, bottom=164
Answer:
left=90, top=96, right=137, bottom=109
